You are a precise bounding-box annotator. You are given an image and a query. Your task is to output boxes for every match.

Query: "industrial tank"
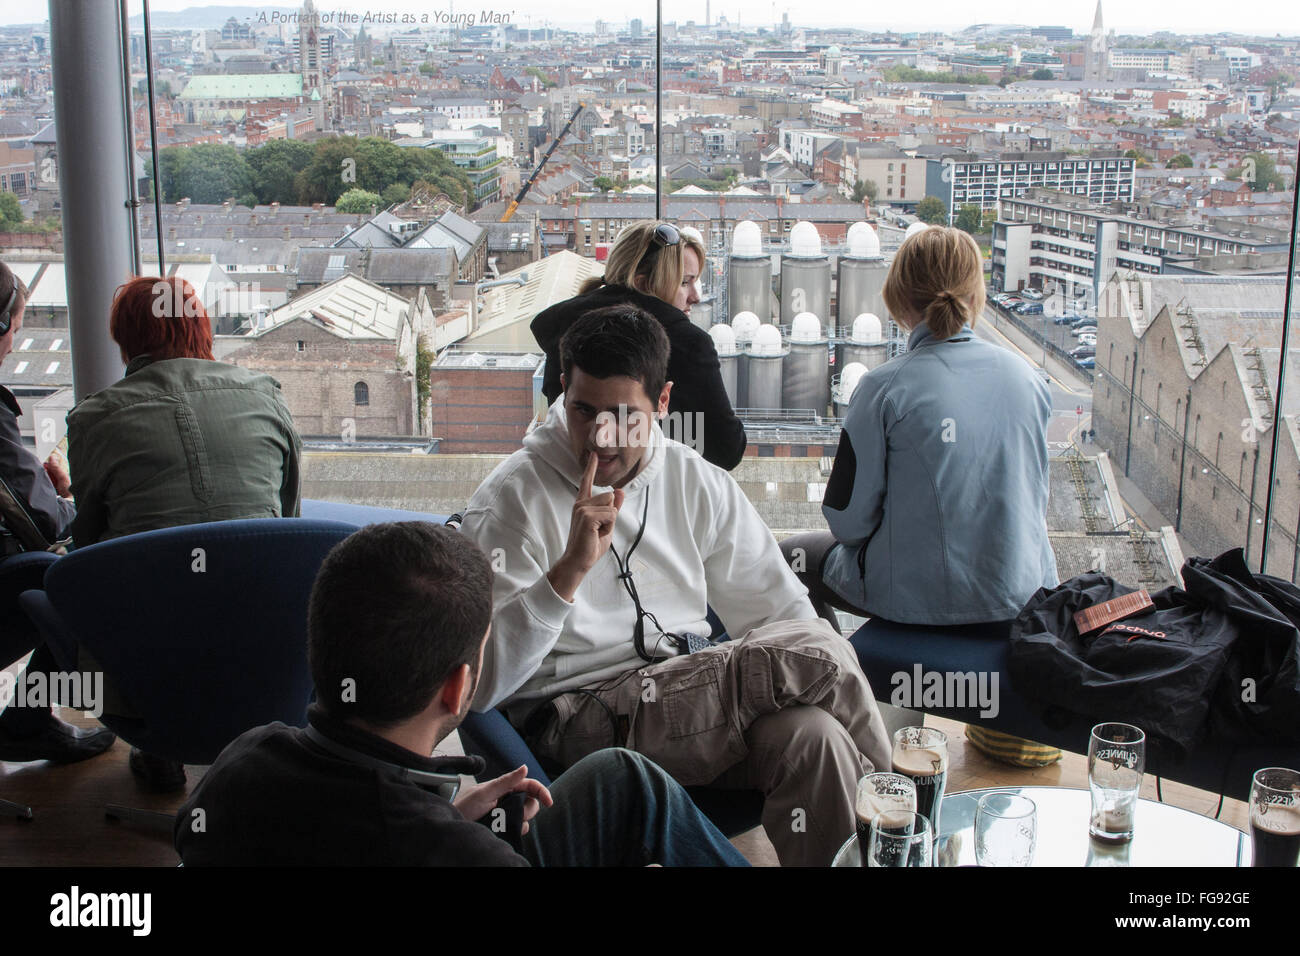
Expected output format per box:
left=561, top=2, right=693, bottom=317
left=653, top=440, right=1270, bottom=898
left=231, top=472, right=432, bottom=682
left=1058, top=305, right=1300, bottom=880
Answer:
left=727, top=220, right=772, bottom=323
left=836, top=222, right=889, bottom=336
left=709, top=324, right=741, bottom=410
left=833, top=362, right=869, bottom=418
left=730, top=311, right=761, bottom=409
left=782, top=312, right=830, bottom=415
left=745, top=323, right=787, bottom=411
left=779, top=221, right=831, bottom=327
left=841, top=312, right=890, bottom=373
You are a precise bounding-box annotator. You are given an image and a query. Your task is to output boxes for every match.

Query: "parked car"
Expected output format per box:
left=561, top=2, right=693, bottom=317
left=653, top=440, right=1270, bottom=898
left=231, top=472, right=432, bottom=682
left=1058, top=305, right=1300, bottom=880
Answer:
left=1070, top=316, right=1096, bottom=329
left=1071, top=345, right=1096, bottom=360
left=1020, top=289, right=1045, bottom=301
left=1015, top=303, right=1045, bottom=316
left=1071, top=325, right=1097, bottom=338
left=1053, top=313, right=1080, bottom=325
left=1078, top=333, right=1097, bottom=346
left=1075, top=355, right=1096, bottom=369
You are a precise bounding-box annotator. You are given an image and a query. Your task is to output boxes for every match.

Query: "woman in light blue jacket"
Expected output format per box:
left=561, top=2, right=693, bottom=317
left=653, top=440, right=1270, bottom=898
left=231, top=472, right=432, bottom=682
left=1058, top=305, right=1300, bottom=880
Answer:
left=784, top=227, right=1057, bottom=626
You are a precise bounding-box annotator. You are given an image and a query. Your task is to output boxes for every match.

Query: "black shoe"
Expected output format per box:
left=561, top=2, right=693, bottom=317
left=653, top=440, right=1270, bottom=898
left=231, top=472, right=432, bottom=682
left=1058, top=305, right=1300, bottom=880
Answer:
left=128, top=747, right=186, bottom=793
left=0, top=713, right=116, bottom=764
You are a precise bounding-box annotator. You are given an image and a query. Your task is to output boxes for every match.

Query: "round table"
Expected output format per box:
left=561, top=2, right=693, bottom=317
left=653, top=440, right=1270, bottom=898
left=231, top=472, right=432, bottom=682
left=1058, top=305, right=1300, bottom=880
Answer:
left=832, top=785, right=1251, bottom=867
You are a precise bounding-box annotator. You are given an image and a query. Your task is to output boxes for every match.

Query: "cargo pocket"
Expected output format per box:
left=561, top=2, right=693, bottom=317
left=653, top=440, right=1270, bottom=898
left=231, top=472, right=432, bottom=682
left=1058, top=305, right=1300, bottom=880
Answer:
left=631, top=654, right=746, bottom=786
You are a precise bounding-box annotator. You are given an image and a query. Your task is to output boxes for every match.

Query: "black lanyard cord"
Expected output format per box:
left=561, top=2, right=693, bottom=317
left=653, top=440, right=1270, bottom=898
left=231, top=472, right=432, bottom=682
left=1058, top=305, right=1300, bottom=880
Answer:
left=608, top=493, right=682, bottom=663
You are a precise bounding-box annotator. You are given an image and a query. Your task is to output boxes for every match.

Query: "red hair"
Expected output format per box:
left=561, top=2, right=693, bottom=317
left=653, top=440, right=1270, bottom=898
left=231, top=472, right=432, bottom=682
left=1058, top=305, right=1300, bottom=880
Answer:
left=110, top=276, right=215, bottom=362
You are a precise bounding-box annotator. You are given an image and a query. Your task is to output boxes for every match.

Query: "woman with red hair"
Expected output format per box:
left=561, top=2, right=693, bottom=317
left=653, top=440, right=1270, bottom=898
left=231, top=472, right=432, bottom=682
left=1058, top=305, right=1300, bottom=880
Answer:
left=65, top=276, right=303, bottom=789
left=67, top=276, right=301, bottom=548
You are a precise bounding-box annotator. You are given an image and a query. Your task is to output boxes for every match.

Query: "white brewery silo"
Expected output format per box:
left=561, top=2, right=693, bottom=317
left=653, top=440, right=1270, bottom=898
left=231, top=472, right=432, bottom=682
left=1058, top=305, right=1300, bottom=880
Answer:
left=836, top=222, right=889, bottom=337
left=730, top=311, right=761, bottom=409
left=841, top=313, right=891, bottom=372
left=833, top=362, right=869, bottom=418
left=745, top=323, right=787, bottom=411
left=779, top=221, right=831, bottom=327
left=727, top=220, right=772, bottom=323
left=709, top=323, right=741, bottom=410
left=782, top=312, right=830, bottom=415
left=904, top=221, right=931, bottom=241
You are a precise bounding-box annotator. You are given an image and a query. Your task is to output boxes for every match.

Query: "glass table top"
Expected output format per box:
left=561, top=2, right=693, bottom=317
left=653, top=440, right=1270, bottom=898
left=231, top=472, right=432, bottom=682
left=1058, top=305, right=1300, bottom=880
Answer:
left=832, top=786, right=1251, bottom=867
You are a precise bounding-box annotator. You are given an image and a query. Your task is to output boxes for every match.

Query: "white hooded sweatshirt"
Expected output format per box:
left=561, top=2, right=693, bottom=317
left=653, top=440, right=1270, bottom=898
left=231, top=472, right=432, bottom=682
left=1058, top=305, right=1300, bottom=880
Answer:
left=461, top=398, right=817, bottom=720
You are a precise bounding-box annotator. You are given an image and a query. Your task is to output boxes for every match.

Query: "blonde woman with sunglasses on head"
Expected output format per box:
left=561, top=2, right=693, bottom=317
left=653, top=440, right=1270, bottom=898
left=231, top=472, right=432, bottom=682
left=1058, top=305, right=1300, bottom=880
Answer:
left=531, top=221, right=747, bottom=470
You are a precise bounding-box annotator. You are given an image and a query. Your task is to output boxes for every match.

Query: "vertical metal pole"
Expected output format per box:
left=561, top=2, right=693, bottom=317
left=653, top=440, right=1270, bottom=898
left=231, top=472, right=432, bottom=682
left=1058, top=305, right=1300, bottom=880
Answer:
left=1258, top=136, right=1300, bottom=572
left=116, top=0, right=141, bottom=275
left=50, top=0, right=132, bottom=400
left=1246, top=445, right=1261, bottom=564
left=142, top=0, right=166, bottom=275
left=1175, top=389, right=1190, bottom=533
left=1124, top=348, right=1137, bottom=476
left=654, top=0, right=662, bottom=220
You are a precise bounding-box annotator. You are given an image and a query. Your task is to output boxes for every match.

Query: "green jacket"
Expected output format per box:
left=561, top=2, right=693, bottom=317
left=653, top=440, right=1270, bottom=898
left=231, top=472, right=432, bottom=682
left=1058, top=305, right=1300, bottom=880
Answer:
left=67, top=356, right=302, bottom=547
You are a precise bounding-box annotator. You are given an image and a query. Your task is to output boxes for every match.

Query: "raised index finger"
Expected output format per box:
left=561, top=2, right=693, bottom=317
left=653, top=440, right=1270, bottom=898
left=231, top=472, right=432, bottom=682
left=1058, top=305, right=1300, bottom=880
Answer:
left=578, top=449, right=597, bottom=500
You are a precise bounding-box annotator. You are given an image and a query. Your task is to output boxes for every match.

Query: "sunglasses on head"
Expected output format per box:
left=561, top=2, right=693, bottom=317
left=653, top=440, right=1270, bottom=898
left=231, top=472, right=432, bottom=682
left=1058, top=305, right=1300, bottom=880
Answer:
left=650, top=223, right=680, bottom=248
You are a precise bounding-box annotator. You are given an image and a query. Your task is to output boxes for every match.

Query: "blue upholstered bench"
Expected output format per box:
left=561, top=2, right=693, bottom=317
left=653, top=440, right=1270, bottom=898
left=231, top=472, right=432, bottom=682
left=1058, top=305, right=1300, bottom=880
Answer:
left=849, top=617, right=1300, bottom=802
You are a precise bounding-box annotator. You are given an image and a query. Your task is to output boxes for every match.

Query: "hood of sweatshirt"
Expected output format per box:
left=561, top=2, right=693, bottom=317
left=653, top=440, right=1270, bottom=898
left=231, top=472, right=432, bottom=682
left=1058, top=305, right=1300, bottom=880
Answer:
left=524, top=394, right=667, bottom=497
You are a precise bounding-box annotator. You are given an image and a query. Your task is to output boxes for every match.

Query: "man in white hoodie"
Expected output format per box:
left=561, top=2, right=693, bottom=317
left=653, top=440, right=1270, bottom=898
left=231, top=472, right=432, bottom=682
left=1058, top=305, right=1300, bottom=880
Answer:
left=461, top=305, right=891, bottom=865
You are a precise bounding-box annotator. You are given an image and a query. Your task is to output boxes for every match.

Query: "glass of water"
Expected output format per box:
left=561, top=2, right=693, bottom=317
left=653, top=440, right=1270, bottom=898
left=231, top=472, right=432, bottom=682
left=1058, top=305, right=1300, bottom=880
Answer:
left=975, top=791, right=1037, bottom=866
left=867, top=810, right=933, bottom=867
left=1088, top=722, right=1145, bottom=844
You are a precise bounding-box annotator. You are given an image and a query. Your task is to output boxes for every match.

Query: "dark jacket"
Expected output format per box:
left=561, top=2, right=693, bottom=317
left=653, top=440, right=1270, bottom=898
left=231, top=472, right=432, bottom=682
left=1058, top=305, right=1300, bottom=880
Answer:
left=66, top=356, right=302, bottom=546
left=531, top=283, right=747, bottom=470
left=174, top=705, right=529, bottom=866
left=0, top=385, right=74, bottom=545
left=1009, top=549, right=1300, bottom=759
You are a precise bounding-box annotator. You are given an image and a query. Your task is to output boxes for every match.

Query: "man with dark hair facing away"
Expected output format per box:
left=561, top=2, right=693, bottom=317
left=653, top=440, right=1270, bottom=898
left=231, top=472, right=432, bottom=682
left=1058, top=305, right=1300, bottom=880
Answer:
left=175, top=521, right=747, bottom=866
left=461, top=305, right=892, bottom=866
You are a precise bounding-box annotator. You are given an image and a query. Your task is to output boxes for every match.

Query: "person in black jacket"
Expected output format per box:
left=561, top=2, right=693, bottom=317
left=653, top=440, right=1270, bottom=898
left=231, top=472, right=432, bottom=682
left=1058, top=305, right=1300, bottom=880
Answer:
left=531, top=221, right=748, bottom=470
left=175, top=522, right=748, bottom=866
left=0, top=261, right=116, bottom=763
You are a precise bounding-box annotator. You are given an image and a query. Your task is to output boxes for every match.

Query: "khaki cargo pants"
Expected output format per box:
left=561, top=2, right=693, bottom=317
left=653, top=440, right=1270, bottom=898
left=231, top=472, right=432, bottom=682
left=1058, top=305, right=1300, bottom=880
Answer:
left=525, top=618, right=892, bottom=866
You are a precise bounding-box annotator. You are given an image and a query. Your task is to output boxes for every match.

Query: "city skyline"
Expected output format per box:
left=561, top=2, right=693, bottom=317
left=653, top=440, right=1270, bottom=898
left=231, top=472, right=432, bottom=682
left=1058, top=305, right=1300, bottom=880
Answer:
left=2, top=2, right=1299, bottom=38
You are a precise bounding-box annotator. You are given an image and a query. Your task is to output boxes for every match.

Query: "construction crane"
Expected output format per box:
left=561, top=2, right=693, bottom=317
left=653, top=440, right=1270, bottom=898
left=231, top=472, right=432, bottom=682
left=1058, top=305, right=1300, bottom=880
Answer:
left=500, top=102, right=584, bottom=222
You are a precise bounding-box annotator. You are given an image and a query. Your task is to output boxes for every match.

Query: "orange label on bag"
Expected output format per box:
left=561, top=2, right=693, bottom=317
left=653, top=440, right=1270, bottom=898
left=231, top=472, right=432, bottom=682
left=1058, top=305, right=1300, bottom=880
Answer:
left=1073, top=591, right=1155, bottom=636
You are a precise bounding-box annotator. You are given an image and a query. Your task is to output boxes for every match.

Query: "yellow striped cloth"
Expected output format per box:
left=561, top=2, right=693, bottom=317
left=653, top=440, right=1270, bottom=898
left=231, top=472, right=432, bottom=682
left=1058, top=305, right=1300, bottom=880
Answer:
left=965, top=725, right=1062, bottom=768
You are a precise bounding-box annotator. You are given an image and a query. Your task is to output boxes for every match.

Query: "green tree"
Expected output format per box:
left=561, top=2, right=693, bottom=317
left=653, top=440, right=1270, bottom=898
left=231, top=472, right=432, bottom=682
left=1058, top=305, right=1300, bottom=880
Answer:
left=1030, top=68, right=1055, bottom=80
left=0, top=191, right=23, bottom=227
left=592, top=176, right=618, bottom=192
left=381, top=182, right=410, bottom=206
left=155, top=144, right=253, bottom=204
left=1168, top=153, right=1194, bottom=168
left=335, top=188, right=382, bottom=213
left=955, top=203, right=983, bottom=234
left=852, top=179, right=878, bottom=203
left=1237, top=152, right=1283, bottom=191
left=915, top=195, right=947, bottom=224
left=997, top=75, right=1012, bottom=88
left=295, top=137, right=473, bottom=208
left=418, top=62, right=434, bottom=75
left=246, top=139, right=315, bottom=204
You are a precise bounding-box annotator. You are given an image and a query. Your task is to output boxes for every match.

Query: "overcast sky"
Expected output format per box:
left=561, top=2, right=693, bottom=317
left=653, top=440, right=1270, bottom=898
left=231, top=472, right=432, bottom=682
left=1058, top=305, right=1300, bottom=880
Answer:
left=4, top=1, right=1298, bottom=37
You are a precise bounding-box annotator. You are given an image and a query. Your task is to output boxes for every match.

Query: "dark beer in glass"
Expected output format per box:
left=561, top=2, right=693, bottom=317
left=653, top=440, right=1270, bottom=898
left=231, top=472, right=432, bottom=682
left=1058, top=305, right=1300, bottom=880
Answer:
left=892, top=727, right=948, bottom=831
left=1250, top=767, right=1300, bottom=868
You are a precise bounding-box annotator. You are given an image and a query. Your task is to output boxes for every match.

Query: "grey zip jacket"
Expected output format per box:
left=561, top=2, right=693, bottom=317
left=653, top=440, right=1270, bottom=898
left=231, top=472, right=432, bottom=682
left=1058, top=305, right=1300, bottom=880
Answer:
left=821, top=320, right=1058, bottom=624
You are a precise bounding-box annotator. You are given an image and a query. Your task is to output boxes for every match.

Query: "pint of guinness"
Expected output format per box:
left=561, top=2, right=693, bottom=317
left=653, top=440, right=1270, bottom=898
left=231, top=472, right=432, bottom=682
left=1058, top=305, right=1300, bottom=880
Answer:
left=891, top=727, right=948, bottom=831
left=1250, top=767, right=1300, bottom=868
left=855, top=772, right=916, bottom=867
